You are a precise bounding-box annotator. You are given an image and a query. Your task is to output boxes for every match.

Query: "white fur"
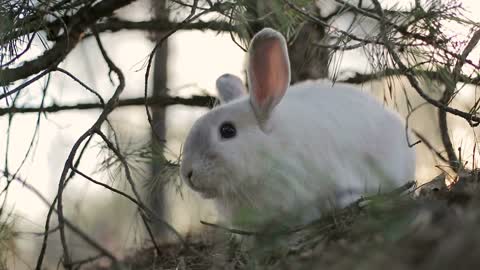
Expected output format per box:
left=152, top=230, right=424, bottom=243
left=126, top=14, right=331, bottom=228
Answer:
left=180, top=28, right=416, bottom=230
left=216, top=74, right=246, bottom=103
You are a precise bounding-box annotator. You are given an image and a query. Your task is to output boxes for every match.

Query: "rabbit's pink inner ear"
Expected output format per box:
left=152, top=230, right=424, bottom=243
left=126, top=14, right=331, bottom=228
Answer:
left=250, top=39, right=290, bottom=108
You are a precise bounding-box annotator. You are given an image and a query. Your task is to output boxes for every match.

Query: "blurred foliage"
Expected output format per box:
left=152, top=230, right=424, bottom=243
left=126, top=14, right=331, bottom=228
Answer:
left=0, top=211, right=14, bottom=270
left=97, top=132, right=181, bottom=199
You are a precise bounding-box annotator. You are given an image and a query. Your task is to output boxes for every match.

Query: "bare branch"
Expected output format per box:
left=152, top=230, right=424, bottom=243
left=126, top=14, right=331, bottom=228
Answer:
left=53, top=29, right=128, bottom=268
left=54, top=68, right=105, bottom=106
left=412, top=129, right=448, bottom=163
left=0, top=95, right=216, bottom=116
left=95, top=131, right=182, bottom=243
left=0, top=69, right=52, bottom=99
left=1, top=172, right=120, bottom=269
left=438, top=29, right=480, bottom=170
left=72, top=167, right=141, bottom=207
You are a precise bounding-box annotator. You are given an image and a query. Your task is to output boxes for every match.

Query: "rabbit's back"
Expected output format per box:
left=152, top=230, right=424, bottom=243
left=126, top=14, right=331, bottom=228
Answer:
left=269, top=81, right=415, bottom=206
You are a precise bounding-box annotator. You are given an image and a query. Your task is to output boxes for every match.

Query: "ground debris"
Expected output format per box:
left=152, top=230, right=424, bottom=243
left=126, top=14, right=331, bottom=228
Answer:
left=87, top=172, right=480, bottom=270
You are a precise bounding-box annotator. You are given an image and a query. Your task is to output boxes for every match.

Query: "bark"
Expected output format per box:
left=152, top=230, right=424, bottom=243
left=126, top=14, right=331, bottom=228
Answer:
left=243, top=1, right=330, bottom=83
left=149, top=0, right=169, bottom=238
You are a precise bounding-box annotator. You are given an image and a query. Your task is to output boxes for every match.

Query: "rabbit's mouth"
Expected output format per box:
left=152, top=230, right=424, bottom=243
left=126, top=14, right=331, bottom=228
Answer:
left=186, top=177, right=218, bottom=198
left=192, top=186, right=218, bottom=199
left=198, top=189, right=217, bottom=199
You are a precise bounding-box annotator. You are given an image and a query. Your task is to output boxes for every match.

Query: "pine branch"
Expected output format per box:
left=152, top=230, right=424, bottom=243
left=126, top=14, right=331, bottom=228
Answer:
left=341, top=68, right=480, bottom=85
left=0, top=0, right=138, bottom=88
left=93, top=18, right=235, bottom=34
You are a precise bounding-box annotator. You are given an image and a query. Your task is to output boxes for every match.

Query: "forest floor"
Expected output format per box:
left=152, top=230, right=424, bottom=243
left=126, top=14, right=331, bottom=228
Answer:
left=88, top=170, right=480, bottom=270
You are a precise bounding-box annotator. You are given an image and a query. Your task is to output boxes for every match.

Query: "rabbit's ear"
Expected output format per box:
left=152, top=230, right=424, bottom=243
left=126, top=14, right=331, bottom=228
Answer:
left=248, top=28, right=290, bottom=129
left=216, top=74, right=247, bottom=103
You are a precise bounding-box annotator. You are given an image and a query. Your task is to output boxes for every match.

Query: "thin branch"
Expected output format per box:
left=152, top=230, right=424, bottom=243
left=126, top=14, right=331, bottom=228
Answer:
left=95, top=130, right=216, bottom=263
left=95, top=130, right=184, bottom=244
left=93, top=18, right=235, bottom=34
left=333, top=0, right=480, bottom=70
left=370, top=0, right=480, bottom=126
left=200, top=220, right=256, bottom=236
left=11, top=73, right=51, bottom=179
left=15, top=225, right=60, bottom=237
left=1, top=172, right=121, bottom=269
left=340, top=68, right=480, bottom=85
left=70, top=254, right=105, bottom=269
left=0, top=95, right=216, bottom=116
left=284, top=0, right=388, bottom=47
left=0, top=33, right=36, bottom=68
left=143, top=2, right=220, bottom=141
left=55, top=132, right=95, bottom=268
left=72, top=167, right=141, bottom=207
left=438, top=29, right=480, bottom=171
left=0, top=0, right=138, bottom=87
left=73, top=158, right=163, bottom=257
left=2, top=66, right=477, bottom=117
left=36, top=189, right=60, bottom=270
left=53, top=29, right=128, bottom=269
left=412, top=129, right=448, bottom=163
left=5, top=64, right=480, bottom=117
left=55, top=68, right=105, bottom=106
left=0, top=69, right=52, bottom=100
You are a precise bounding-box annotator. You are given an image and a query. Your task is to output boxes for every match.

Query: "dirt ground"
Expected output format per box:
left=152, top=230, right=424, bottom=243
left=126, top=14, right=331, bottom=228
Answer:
left=87, top=171, right=480, bottom=270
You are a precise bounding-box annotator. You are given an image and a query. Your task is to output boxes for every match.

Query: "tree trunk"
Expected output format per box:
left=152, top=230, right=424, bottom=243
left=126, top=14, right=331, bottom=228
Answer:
left=244, top=1, right=330, bottom=83
left=288, top=21, right=330, bottom=83
left=150, top=0, right=169, bottom=238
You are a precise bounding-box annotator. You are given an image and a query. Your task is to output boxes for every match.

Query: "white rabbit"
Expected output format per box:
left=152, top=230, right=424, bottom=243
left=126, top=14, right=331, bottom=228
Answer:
left=180, top=28, right=415, bottom=230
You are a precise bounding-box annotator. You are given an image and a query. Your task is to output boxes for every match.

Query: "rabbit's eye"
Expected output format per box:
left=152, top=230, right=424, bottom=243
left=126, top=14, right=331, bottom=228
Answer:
left=219, top=122, right=236, bottom=139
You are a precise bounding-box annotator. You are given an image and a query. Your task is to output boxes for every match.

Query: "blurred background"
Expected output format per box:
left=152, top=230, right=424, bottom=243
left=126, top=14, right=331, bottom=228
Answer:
left=1, top=0, right=480, bottom=268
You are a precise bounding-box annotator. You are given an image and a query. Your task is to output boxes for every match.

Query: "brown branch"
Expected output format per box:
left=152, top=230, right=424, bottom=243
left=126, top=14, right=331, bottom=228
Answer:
left=35, top=133, right=95, bottom=270
left=3, top=69, right=480, bottom=117
left=412, top=129, right=448, bottom=163
left=52, top=30, right=128, bottom=268
left=55, top=68, right=106, bottom=106
left=0, top=1, right=238, bottom=90
left=70, top=254, right=105, bottom=269
left=0, top=68, right=53, bottom=99
left=438, top=29, right=480, bottom=171
left=2, top=172, right=121, bottom=269
left=93, top=18, right=235, bottom=34
left=0, top=95, right=216, bottom=116
left=72, top=167, right=141, bottom=207
left=5, top=65, right=480, bottom=116
left=341, top=68, right=480, bottom=85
